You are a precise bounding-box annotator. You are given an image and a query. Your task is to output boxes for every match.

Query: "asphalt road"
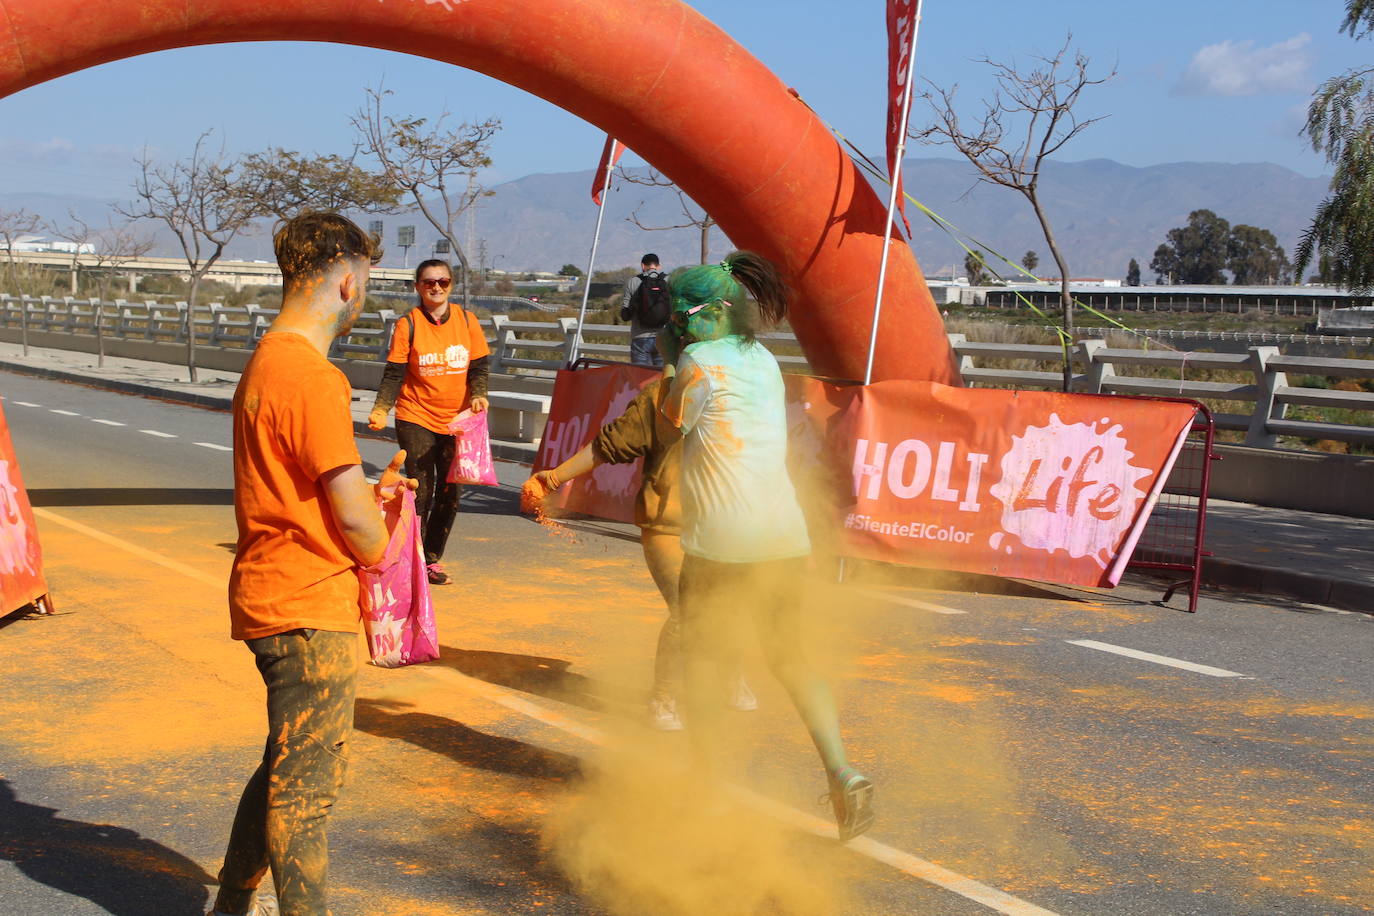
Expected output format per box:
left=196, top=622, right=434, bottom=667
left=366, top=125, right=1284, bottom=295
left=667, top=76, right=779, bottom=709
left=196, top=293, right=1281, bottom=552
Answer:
left=1, top=369, right=1371, bottom=916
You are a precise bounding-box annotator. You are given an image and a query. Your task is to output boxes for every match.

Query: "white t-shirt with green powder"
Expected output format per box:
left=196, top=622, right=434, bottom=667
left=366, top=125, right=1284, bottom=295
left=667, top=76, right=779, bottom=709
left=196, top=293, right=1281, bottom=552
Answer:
left=662, top=335, right=811, bottom=563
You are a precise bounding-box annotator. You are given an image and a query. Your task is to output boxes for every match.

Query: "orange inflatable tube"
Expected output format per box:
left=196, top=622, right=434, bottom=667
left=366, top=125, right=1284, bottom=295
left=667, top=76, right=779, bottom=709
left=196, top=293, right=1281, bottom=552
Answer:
left=0, top=0, right=956, bottom=384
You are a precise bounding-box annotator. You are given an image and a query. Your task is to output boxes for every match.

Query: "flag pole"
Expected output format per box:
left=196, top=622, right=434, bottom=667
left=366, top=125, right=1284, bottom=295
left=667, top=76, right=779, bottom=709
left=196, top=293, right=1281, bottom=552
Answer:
left=864, top=6, right=923, bottom=386
left=569, top=148, right=617, bottom=366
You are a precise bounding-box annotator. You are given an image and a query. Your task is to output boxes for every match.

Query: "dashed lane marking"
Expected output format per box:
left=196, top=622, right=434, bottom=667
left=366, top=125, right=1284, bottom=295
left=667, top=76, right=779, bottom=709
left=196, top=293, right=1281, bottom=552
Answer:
left=194, top=442, right=232, bottom=452
left=49, top=409, right=79, bottom=416
left=855, top=587, right=967, bottom=615
left=35, top=508, right=1063, bottom=916
left=1066, top=639, right=1246, bottom=678
left=30, top=507, right=222, bottom=589
left=13, top=401, right=41, bottom=407
left=91, top=418, right=126, bottom=426
left=141, top=429, right=177, bottom=438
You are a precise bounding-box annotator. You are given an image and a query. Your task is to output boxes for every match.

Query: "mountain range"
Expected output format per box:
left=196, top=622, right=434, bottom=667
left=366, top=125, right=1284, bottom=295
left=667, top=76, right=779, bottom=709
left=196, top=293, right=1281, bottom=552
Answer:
left=1, top=157, right=1331, bottom=281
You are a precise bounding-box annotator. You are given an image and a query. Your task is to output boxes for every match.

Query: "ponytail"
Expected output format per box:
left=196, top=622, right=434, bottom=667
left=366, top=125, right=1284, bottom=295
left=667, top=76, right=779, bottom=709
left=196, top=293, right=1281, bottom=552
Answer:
left=722, top=251, right=788, bottom=327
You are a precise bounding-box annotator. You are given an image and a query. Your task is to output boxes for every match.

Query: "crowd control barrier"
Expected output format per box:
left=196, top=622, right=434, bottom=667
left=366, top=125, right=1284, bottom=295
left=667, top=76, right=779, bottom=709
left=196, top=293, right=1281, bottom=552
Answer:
left=1125, top=401, right=1218, bottom=612
left=532, top=364, right=1200, bottom=593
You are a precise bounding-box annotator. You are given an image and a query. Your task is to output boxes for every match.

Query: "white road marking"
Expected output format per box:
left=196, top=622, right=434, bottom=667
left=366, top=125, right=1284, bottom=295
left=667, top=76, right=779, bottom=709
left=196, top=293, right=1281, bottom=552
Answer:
left=34, top=508, right=1062, bottom=916
left=13, top=400, right=41, bottom=407
left=856, top=587, right=967, bottom=615
left=1065, top=639, right=1246, bottom=678
left=141, top=429, right=177, bottom=438
left=194, top=441, right=232, bottom=452
left=91, top=418, right=126, bottom=426
left=30, top=507, right=222, bottom=588
left=49, top=409, right=79, bottom=416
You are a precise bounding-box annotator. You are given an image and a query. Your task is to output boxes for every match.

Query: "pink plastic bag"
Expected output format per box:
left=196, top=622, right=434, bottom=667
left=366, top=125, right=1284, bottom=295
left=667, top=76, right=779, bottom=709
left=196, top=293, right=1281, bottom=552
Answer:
left=447, top=409, right=499, bottom=485
left=358, top=488, right=439, bottom=668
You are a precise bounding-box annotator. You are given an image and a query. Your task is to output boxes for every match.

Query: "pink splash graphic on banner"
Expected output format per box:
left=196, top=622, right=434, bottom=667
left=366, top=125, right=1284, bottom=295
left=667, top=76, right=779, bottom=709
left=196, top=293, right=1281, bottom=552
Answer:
left=988, top=414, right=1152, bottom=569
left=0, top=459, right=36, bottom=577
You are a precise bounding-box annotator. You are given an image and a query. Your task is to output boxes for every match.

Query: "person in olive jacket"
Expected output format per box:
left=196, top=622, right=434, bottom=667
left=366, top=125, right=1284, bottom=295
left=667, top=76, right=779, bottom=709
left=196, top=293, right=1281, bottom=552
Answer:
left=523, top=369, right=755, bottom=731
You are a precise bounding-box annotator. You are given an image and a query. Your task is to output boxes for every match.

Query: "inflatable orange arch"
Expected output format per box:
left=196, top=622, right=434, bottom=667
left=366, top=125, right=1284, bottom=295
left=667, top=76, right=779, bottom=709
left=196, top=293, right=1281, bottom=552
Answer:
left=0, top=0, right=955, bottom=384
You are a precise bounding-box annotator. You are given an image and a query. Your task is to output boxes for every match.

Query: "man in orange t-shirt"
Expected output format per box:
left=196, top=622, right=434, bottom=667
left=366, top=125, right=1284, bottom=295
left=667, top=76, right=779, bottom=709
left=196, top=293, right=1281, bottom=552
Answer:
left=211, top=213, right=414, bottom=916
left=368, top=258, right=491, bottom=585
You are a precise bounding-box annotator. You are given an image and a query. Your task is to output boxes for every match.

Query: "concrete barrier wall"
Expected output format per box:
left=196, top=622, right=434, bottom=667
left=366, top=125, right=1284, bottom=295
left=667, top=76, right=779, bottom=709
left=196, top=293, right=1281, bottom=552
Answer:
left=0, top=327, right=384, bottom=389
left=1208, top=444, right=1374, bottom=519
left=7, top=324, right=1374, bottom=519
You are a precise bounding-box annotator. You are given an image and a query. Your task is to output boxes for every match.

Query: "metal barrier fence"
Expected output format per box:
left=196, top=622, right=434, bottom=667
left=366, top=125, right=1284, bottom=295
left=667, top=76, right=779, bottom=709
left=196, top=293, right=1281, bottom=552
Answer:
left=3, top=294, right=1373, bottom=450
left=1125, top=402, right=1218, bottom=612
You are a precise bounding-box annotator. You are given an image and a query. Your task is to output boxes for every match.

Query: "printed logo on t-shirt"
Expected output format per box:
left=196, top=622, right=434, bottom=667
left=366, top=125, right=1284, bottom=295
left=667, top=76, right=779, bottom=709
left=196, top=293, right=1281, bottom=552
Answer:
left=416, top=344, right=470, bottom=377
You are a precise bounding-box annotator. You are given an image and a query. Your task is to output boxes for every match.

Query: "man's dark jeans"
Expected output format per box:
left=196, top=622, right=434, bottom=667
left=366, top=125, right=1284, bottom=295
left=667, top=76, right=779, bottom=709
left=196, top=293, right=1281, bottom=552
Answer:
left=214, top=628, right=357, bottom=916
left=630, top=334, right=665, bottom=368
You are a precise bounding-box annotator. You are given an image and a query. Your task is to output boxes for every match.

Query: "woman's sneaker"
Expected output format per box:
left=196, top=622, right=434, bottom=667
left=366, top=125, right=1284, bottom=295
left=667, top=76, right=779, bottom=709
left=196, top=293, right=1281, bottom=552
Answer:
left=728, top=674, right=758, bottom=711
left=426, top=562, right=453, bottom=585
left=648, top=695, right=684, bottom=731
left=825, top=766, right=875, bottom=842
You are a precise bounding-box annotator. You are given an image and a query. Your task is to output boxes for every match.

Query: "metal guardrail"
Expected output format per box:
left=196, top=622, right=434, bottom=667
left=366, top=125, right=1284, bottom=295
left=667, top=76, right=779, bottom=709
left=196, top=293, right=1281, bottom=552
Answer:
left=3, top=294, right=1372, bottom=449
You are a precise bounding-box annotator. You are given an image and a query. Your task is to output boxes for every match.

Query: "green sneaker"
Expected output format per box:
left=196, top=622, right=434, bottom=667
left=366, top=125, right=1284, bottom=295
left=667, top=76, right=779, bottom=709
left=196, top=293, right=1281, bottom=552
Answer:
left=825, top=767, right=875, bottom=842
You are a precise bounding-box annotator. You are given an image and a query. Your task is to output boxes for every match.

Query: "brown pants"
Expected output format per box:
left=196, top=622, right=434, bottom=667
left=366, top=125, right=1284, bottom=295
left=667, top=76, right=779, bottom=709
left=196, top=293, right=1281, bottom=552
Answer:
left=214, top=629, right=357, bottom=916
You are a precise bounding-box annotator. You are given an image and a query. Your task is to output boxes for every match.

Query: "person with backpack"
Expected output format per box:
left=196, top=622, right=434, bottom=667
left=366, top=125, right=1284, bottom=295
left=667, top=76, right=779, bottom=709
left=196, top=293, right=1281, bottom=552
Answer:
left=620, top=253, right=672, bottom=367
left=367, top=259, right=490, bottom=586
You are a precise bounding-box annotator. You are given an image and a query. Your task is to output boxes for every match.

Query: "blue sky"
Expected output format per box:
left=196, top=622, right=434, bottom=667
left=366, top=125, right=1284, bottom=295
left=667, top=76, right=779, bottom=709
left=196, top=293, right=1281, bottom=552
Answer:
left=0, top=0, right=1365, bottom=199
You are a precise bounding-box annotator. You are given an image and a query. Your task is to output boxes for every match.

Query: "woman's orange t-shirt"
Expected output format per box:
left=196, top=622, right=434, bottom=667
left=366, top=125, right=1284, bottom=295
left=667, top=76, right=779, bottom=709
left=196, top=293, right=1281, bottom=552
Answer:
left=389, top=306, right=491, bottom=434
left=229, top=332, right=363, bottom=640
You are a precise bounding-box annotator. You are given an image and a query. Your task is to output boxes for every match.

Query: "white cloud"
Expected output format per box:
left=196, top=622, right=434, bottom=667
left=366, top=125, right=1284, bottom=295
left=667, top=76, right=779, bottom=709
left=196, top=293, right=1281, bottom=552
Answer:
left=1174, top=33, right=1313, bottom=97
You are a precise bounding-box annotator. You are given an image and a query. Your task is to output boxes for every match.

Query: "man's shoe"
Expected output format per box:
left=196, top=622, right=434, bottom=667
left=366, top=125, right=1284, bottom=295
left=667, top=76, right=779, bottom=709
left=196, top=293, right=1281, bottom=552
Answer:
left=209, top=891, right=279, bottom=916
left=728, top=675, right=758, bottom=712
left=649, top=695, right=684, bottom=731
left=426, top=562, right=453, bottom=585
left=825, top=766, right=875, bottom=843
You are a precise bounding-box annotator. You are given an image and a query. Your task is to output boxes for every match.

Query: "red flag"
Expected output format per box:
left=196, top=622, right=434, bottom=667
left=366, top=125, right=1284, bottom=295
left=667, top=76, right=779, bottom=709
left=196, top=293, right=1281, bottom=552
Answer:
left=886, top=0, right=919, bottom=235
left=590, top=135, right=625, bottom=206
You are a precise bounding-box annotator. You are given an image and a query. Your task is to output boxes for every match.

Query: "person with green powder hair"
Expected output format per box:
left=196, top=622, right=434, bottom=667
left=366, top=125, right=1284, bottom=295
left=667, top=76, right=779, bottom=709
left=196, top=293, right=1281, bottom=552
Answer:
left=658, top=250, right=875, bottom=842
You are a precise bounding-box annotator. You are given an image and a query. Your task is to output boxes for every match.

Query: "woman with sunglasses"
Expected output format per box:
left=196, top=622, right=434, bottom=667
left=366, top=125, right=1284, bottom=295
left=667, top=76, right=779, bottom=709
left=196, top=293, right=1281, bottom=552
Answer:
left=368, top=259, right=490, bottom=585
left=659, top=251, right=875, bottom=843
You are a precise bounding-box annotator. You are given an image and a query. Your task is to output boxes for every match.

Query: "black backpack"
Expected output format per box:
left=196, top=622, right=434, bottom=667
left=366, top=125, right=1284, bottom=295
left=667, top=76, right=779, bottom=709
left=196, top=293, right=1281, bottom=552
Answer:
left=630, top=271, right=671, bottom=328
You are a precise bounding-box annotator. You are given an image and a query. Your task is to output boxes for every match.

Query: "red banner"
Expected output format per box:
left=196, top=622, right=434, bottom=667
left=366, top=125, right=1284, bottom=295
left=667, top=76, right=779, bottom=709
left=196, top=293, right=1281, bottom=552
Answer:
left=590, top=135, right=626, bottom=206
left=534, top=364, right=661, bottom=523
left=886, top=0, right=919, bottom=235
left=840, top=381, right=1194, bottom=587
left=0, top=400, right=48, bottom=613
left=535, top=368, right=1195, bottom=590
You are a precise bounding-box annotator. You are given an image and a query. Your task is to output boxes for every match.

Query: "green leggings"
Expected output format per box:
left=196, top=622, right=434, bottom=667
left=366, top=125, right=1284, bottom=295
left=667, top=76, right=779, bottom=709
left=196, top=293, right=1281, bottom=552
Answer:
left=678, top=554, right=850, bottom=775
left=214, top=629, right=357, bottom=916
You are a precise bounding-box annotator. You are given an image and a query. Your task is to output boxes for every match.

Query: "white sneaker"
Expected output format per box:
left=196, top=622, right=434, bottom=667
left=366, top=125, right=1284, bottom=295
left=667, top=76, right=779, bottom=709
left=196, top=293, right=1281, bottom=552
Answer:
left=649, top=695, right=685, bottom=731
left=729, top=675, right=758, bottom=712
left=209, top=892, right=278, bottom=916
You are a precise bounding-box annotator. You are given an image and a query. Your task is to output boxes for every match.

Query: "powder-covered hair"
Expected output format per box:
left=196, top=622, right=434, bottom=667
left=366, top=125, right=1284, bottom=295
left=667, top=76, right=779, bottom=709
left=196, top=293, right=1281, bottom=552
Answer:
left=668, top=250, right=789, bottom=344
left=274, top=211, right=381, bottom=289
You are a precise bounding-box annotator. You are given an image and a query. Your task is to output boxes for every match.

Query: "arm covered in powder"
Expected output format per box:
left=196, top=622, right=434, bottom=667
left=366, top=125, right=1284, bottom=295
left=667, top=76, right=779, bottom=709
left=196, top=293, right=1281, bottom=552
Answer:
left=467, top=355, right=490, bottom=400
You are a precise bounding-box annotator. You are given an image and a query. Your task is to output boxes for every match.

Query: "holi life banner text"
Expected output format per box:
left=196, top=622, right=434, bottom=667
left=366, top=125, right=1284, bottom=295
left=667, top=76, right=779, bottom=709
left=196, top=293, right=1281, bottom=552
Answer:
left=532, top=366, right=1196, bottom=590
left=0, top=400, right=49, bottom=614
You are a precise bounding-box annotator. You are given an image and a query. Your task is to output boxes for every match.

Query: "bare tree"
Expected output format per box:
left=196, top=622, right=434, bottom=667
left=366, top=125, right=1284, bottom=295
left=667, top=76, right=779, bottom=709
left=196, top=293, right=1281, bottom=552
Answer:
left=917, top=34, right=1113, bottom=390
left=0, top=207, right=42, bottom=293
left=353, top=86, right=499, bottom=309
left=84, top=220, right=155, bottom=367
left=47, top=210, right=92, bottom=295
left=619, top=167, right=717, bottom=265
left=117, top=132, right=260, bottom=382
left=88, top=219, right=155, bottom=302
left=239, top=147, right=405, bottom=221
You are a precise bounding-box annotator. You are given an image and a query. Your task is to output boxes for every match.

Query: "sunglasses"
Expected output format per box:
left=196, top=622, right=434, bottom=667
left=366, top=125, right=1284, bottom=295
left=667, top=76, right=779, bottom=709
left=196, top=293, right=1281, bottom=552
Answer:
left=672, top=298, right=732, bottom=324
left=417, top=277, right=452, bottom=289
